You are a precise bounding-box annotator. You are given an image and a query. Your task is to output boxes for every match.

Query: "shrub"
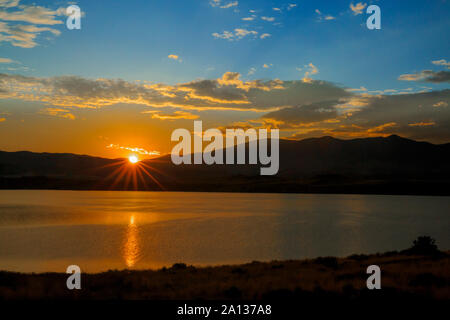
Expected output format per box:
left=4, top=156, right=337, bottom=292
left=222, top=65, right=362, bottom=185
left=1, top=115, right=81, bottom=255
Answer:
left=405, top=236, right=439, bottom=255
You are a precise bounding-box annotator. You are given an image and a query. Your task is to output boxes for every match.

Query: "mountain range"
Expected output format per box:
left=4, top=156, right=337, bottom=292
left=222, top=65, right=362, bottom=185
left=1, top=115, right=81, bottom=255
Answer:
left=1, top=135, right=449, bottom=195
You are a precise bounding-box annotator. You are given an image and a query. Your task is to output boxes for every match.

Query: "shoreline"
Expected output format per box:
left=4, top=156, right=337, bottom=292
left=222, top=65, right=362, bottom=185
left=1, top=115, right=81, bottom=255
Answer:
left=1, top=187, right=449, bottom=197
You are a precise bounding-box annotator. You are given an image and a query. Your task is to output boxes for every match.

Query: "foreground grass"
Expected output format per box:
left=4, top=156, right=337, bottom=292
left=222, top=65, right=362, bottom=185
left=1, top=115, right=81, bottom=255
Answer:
left=0, top=251, right=449, bottom=300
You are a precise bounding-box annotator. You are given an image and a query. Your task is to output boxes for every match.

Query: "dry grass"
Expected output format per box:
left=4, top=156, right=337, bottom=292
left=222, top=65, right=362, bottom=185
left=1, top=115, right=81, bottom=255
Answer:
left=0, top=251, right=448, bottom=300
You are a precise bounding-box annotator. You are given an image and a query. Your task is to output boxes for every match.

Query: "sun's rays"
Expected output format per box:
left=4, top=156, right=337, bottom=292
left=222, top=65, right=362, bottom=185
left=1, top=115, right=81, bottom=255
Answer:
left=91, top=155, right=167, bottom=191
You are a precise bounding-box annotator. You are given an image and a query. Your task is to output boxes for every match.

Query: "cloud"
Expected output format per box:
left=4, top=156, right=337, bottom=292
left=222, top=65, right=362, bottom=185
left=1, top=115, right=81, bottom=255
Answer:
left=260, top=33, right=271, bottom=39
left=143, top=110, right=199, bottom=121
left=106, top=143, right=160, bottom=156
left=263, top=64, right=272, bottom=69
left=0, top=1, right=65, bottom=48
left=367, top=122, right=397, bottom=133
left=255, top=89, right=450, bottom=143
left=261, top=16, right=275, bottom=22
left=432, top=59, right=450, bottom=69
left=287, top=4, right=297, bottom=10
left=0, top=72, right=351, bottom=113
left=247, top=67, right=256, bottom=75
left=0, top=5, right=64, bottom=25
left=300, top=63, right=319, bottom=83
left=273, top=8, right=281, bottom=12
left=0, top=21, right=61, bottom=48
left=168, top=54, right=181, bottom=62
left=242, top=16, right=255, bottom=21
left=346, top=86, right=367, bottom=92
left=315, top=9, right=336, bottom=21
left=209, top=0, right=238, bottom=9
left=235, top=28, right=257, bottom=38
left=262, top=100, right=340, bottom=127
left=220, top=1, right=238, bottom=9
left=0, top=0, right=20, bottom=8
left=350, top=2, right=367, bottom=15
left=398, top=70, right=450, bottom=83
left=408, top=121, right=436, bottom=127
left=433, top=101, right=448, bottom=107
left=0, top=57, right=17, bottom=63
left=39, top=107, right=75, bottom=120
left=213, top=28, right=258, bottom=41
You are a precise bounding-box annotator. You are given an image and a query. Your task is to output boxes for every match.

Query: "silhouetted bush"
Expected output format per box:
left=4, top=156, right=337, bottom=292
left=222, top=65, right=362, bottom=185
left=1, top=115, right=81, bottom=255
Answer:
left=405, top=236, right=439, bottom=255
left=347, top=254, right=369, bottom=261
left=170, top=263, right=187, bottom=270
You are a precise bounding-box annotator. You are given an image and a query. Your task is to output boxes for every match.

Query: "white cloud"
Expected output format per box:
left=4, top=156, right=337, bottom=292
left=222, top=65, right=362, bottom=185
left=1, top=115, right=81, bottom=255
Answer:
left=0, top=1, right=65, bottom=48
left=287, top=4, right=297, bottom=10
left=0, top=4, right=64, bottom=25
left=315, top=9, right=335, bottom=21
left=260, top=33, right=271, bottom=39
left=213, top=28, right=258, bottom=41
left=209, top=0, right=238, bottom=9
left=350, top=2, right=367, bottom=15
left=346, top=86, right=368, bottom=92
left=301, top=63, right=319, bottom=83
left=248, top=67, right=256, bottom=76
left=0, top=57, right=16, bottom=63
left=242, top=16, right=255, bottom=21
left=0, top=0, right=20, bottom=8
left=235, top=28, right=257, bottom=37
left=106, top=143, right=160, bottom=156
left=261, top=16, right=275, bottom=22
left=432, top=59, right=450, bottom=69
left=220, top=1, right=238, bottom=9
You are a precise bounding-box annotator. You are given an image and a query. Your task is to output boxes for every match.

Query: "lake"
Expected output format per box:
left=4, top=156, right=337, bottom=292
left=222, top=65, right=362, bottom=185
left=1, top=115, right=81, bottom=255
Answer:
left=0, top=190, right=448, bottom=273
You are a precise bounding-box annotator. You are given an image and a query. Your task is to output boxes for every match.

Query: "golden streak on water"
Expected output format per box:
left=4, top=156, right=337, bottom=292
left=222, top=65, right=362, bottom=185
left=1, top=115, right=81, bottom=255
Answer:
left=123, top=215, right=140, bottom=268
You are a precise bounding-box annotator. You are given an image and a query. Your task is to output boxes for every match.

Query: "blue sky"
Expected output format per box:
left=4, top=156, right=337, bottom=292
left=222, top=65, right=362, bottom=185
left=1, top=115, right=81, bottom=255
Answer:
left=2, top=0, right=449, bottom=90
left=0, top=0, right=449, bottom=157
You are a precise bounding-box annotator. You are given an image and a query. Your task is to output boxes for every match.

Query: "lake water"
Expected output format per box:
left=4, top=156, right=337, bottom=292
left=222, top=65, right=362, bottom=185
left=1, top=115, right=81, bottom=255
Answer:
left=0, top=190, right=448, bottom=273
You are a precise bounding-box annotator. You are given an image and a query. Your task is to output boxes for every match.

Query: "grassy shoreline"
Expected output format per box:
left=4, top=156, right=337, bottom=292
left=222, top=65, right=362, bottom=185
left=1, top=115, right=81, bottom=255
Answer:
left=1, top=250, right=449, bottom=300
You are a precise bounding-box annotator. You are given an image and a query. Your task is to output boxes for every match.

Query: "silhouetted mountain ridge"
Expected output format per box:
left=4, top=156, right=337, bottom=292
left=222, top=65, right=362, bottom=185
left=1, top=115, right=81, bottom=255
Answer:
left=0, top=135, right=449, bottom=195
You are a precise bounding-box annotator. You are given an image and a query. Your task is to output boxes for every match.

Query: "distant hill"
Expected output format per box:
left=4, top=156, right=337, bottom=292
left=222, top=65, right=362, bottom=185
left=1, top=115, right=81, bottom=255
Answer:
left=1, top=135, right=449, bottom=195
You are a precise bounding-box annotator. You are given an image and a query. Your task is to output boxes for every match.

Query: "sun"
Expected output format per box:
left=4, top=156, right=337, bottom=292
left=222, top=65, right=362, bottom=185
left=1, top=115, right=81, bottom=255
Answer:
left=128, top=155, right=139, bottom=164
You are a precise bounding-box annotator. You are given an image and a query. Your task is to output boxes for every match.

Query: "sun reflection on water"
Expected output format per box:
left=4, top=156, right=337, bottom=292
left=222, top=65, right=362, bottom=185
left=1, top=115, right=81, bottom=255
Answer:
left=122, top=215, right=140, bottom=268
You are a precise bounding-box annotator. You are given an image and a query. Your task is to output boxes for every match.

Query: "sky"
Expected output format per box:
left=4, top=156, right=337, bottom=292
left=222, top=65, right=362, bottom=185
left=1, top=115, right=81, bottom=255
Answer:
left=0, top=0, right=449, bottom=158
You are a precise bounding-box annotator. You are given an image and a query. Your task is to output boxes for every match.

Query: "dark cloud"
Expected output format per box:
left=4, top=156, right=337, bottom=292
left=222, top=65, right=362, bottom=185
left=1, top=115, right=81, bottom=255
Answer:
left=0, top=72, right=351, bottom=111
left=262, top=100, right=339, bottom=126
left=398, top=70, right=450, bottom=83
left=260, top=90, right=450, bottom=143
